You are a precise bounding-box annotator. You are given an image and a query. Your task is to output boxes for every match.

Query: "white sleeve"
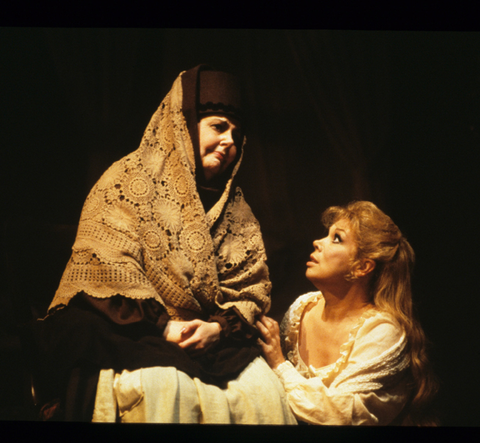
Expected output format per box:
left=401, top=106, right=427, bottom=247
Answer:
left=274, top=319, right=411, bottom=425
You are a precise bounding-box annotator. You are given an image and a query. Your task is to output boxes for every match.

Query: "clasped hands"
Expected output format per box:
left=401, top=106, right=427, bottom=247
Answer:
left=164, top=314, right=285, bottom=369
left=163, top=319, right=221, bottom=356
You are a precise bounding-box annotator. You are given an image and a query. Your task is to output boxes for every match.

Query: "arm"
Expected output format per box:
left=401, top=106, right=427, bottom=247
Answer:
left=174, top=320, right=221, bottom=355
left=74, top=292, right=169, bottom=333
left=256, top=315, right=285, bottom=369
left=77, top=292, right=220, bottom=355
left=273, top=360, right=409, bottom=425
left=167, top=306, right=259, bottom=354
left=259, top=315, right=411, bottom=425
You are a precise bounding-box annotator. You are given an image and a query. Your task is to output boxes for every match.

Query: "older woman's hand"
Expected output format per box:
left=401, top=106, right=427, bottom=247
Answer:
left=176, top=319, right=222, bottom=356
left=256, top=315, right=285, bottom=370
left=163, top=320, right=192, bottom=343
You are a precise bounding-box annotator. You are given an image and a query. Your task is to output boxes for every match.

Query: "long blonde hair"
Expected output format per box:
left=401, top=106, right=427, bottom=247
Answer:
left=322, top=201, right=439, bottom=425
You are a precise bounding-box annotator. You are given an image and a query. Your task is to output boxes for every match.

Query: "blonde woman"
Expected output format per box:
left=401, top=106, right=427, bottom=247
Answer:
left=257, top=201, right=437, bottom=425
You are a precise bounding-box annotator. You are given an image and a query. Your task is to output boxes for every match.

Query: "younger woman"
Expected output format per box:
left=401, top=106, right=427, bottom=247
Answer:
left=257, top=201, right=437, bottom=425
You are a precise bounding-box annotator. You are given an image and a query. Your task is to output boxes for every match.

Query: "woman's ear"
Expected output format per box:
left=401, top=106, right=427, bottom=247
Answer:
left=354, top=259, right=376, bottom=278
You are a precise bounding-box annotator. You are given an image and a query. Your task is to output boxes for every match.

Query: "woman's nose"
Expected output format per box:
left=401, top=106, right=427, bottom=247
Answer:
left=221, top=130, right=234, bottom=147
left=313, top=239, right=322, bottom=250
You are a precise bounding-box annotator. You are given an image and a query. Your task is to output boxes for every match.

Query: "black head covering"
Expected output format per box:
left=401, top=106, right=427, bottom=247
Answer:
left=197, top=69, right=242, bottom=120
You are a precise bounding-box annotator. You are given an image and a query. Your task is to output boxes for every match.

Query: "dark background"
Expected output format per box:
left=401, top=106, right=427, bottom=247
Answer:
left=1, top=28, right=479, bottom=426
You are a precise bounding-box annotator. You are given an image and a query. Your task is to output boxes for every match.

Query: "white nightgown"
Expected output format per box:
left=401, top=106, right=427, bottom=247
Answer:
left=274, top=291, right=411, bottom=425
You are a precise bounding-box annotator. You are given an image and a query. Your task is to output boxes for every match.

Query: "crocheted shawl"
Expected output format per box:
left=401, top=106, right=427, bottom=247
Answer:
left=48, top=72, right=271, bottom=324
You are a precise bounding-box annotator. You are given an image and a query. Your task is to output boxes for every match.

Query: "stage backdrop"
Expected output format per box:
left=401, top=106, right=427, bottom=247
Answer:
left=1, top=29, right=479, bottom=425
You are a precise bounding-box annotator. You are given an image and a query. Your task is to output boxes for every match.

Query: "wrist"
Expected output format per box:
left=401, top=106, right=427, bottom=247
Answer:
left=209, top=315, right=228, bottom=339
left=272, top=360, right=291, bottom=377
left=272, top=356, right=286, bottom=370
left=162, top=320, right=172, bottom=338
left=212, top=321, right=222, bottom=335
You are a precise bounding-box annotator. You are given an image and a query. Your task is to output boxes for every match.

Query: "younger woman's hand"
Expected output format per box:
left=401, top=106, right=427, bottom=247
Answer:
left=256, top=315, right=285, bottom=370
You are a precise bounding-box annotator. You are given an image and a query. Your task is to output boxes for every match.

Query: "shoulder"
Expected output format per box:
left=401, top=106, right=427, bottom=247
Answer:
left=279, top=292, right=321, bottom=363
left=280, top=291, right=321, bottom=332
left=361, top=310, right=404, bottom=340
left=350, top=310, right=406, bottom=362
left=285, top=291, right=321, bottom=318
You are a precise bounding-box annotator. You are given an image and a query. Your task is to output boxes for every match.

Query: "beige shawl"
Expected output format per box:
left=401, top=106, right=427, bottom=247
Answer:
left=48, top=72, right=271, bottom=324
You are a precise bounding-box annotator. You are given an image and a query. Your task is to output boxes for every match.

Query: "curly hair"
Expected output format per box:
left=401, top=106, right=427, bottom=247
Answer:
left=321, top=201, right=439, bottom=426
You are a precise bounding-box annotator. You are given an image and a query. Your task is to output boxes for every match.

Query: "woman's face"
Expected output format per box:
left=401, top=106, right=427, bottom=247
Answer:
left=198, top=115, right=241, bottom=181
left=306, top=219, right=358, bottom=289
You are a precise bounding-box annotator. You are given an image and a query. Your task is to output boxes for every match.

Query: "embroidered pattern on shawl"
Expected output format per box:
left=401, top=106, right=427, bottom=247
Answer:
left=48, top=73, right=271, bottom=324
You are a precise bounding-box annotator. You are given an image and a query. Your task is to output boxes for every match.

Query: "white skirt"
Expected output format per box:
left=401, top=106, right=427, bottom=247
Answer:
left=92, top=356, right=297, bottom=424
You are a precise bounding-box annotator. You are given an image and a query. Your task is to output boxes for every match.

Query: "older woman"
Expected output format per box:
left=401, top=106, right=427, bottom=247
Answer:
left=37, top=65, right=296, bottom=424
left=257, top=201, right=437, bottom=425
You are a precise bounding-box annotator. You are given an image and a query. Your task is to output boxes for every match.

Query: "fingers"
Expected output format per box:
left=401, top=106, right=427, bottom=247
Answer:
left=180, top=320, right=201, bottom=335
left=256, top=322, right=270, bottom=346
left=256, top=335, right=269, bottom=347
left=178, top=331, right=203, bottom=349
left=177, top=321, right=219, bottom=353
left=256, top=337, right=266, bottom=352
left=259, top=315, right=278, bottom=328
left=256, top=316, right=279, bottom=338
left=176, top=320, right=202, bottom=346
left=256, top=319, right=266, bottom=333
left=178, top=336, right=195, bottom=348
left=256, top=327, right=285, bottom=370
left=257, top=314, right=268, bottom=326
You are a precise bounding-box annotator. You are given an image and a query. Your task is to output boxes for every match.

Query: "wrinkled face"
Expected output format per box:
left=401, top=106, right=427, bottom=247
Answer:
left=306, top=219, right=358, bottom=289
left=198, top=115, right=241, bottom=181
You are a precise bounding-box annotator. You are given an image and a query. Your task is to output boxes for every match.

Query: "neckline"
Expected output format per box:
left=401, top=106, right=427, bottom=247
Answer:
left=293, top=292, right=377, bottom=376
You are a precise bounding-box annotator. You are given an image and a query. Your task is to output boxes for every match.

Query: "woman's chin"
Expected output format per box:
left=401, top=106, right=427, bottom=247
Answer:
left=203, top=163, right=223, bottom=181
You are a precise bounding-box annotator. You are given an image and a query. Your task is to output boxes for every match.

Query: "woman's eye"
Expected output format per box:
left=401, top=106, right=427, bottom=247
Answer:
left=333, top=234, right=341, bottom=243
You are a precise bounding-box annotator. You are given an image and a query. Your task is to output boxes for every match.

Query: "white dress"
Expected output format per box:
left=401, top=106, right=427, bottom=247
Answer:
left=273, top=291, right=411, bottom=425
left=92, top=356, right=297, bottom=424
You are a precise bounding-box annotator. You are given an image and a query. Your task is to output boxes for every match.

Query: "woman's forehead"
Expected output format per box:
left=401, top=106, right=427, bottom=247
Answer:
left=331, top=218, right=350, bottom=229
left=200, top=114, right=241, bottom=129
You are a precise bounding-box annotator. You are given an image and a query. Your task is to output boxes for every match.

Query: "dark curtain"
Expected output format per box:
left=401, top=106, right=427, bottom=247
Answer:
left=4, top=30, right=395, bottom=316
left=286, top=30, right=392, bottom=203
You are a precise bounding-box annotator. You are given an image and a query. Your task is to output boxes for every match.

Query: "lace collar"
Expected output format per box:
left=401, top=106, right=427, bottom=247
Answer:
left=283, top=291, right=378, bottom=381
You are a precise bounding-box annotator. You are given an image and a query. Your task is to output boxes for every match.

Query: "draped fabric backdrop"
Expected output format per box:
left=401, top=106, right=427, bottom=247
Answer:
left=1, top=28, right=479, bottom=425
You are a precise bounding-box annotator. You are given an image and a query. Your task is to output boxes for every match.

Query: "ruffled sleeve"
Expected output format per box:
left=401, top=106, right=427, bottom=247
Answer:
left=275, top=305, right=411, bottom=425
left=280, top=292, right=320, bottom=372
left=208, top=306, right=259, bottom=341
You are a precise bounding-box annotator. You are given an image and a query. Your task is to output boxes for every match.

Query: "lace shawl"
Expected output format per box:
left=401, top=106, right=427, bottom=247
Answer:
left=48, top=73, right=271, bottom=324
